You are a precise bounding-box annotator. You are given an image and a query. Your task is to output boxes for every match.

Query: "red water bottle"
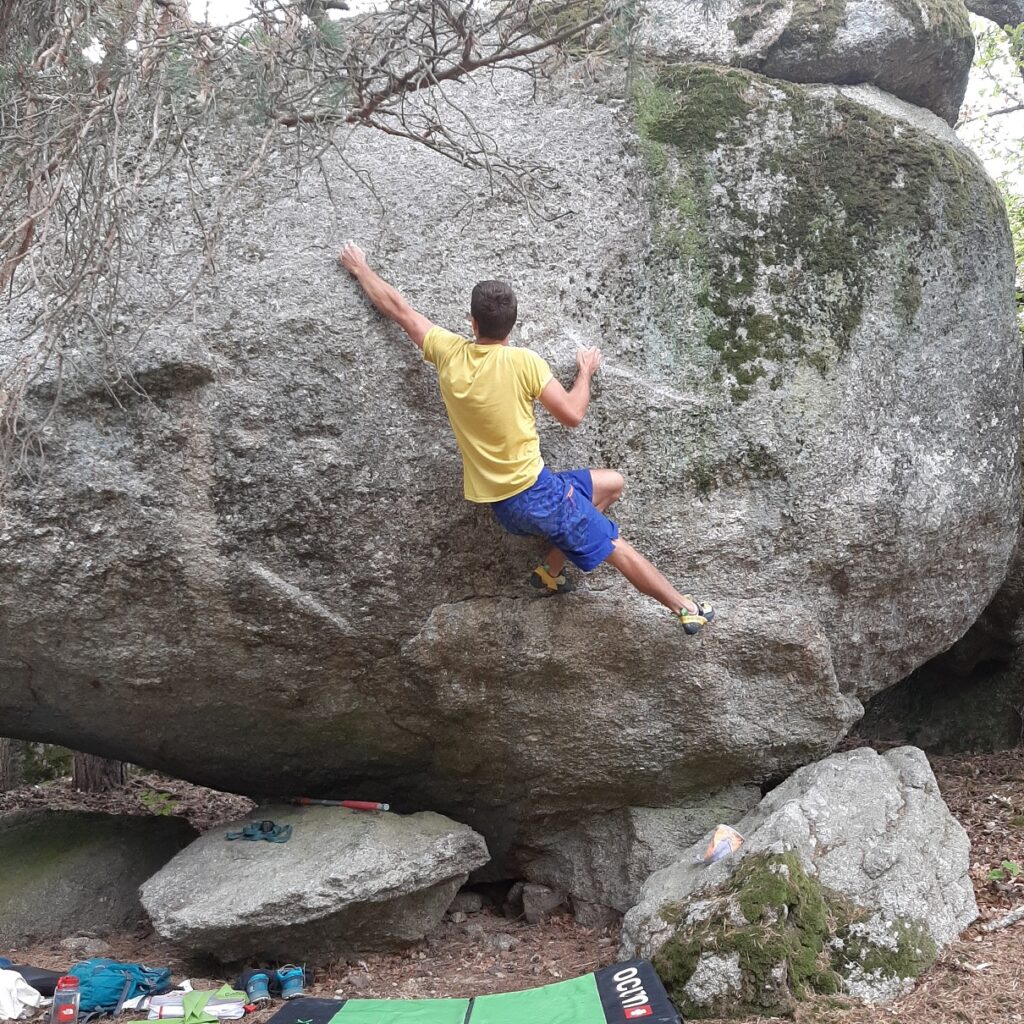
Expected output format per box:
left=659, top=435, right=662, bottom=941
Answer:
left=50, top=976, right=80, bottom=1024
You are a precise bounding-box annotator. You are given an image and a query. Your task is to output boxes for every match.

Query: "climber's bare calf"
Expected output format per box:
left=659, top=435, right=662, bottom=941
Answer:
left=606, top=538, right=696, bottom=615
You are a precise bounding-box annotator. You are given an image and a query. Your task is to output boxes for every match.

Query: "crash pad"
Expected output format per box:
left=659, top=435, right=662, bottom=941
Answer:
left=267, top=961, right=680, bottom=1024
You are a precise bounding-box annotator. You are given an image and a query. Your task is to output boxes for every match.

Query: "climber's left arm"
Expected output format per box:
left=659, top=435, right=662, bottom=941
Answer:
left=339, top=241, right=433, bottom=349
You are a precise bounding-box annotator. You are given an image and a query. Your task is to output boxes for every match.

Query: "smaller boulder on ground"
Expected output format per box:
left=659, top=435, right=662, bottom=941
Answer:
left=621, top=747, right=975, bottom=1016
left=140, top=804, right=489, bottom=961
left=521, top=883, right=566, bottom=924
left=0, top=810, right=197, bottom=945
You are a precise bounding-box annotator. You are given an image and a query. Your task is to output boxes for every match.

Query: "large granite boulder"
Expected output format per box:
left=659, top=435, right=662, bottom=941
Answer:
left=140, top=805, right=489, bottom=961
left=0, top=810, right=197, bottom=945
left=621, top=747, right=976, bottom=1014
left=1, top=16, right=1019, bottom=902
left=639, top=0, right=974, bottom=124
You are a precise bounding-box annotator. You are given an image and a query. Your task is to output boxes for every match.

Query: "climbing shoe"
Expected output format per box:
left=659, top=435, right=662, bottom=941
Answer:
left=677, top=597, right=715, bottom=635
left=242, top=971, right=271, bottom=1009
left=276, top=966, right=306, bottom=1001
left=530, top=563, right=574, bottom=594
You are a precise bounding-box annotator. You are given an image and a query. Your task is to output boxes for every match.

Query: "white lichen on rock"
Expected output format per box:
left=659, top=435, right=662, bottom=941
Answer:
left=683, top=953, right=744, bottom=1007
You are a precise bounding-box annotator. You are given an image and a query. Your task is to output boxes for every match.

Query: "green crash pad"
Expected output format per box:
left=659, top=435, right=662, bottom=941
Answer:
left=266, top=961, right=680, bottom=1024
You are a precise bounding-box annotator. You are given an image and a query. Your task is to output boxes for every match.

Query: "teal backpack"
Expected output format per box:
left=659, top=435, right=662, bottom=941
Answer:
left=69, top=959, right=172, bottom=1014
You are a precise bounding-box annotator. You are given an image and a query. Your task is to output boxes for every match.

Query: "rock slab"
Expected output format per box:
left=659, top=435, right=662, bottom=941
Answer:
left=140, top=805, right=489, bottom=961
left=0, top=810, right=197, bottom=945
left=515, top=785, right=761, bottom=915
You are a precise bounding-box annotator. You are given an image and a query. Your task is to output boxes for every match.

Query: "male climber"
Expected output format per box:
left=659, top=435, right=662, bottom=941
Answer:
left=338, top=242, right=715, bottom=632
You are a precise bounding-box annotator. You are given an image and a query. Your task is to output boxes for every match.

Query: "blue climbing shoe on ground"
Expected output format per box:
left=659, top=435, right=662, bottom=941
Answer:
left=276, top=966, right=305, bottom=1001
left=243, top=972, right=271, bottom=1009
left=530, top=563, right=574, bottom=594
left=677, top=597, right=715, bottom=635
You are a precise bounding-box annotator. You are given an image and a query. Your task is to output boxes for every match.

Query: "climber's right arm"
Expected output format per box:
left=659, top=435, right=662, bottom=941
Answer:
left=538, top=346, right=602, bottom=429
left=339, top=242, right=433, bottom=349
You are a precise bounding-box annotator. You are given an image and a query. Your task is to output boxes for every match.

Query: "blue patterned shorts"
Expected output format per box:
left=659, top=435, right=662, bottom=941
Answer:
left=491, top=467, right=620, bottom=572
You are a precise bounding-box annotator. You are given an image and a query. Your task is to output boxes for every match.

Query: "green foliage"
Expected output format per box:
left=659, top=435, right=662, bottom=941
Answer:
left=138, top=789, right=181, bottom=817
left=986, top=858, right=1022, bottom=880
left=1004, top=187, right=1024, bottom=266
left=524, top=0, right=646, bottom=64
left=316, top=16, right=348, bottom=51
left=962, top=21, right=1024, bottom=333
left=963, top=21, right=1024, bottom=184
left=999, top=185, right=1024, bottom=331
left=22, top=743, right=72, bottom=785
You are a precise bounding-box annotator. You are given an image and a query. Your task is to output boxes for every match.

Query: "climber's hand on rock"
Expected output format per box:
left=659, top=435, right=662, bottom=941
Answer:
left=339, top=241, right=368, bottom=276
left=576, top=346, right=602, bottom=378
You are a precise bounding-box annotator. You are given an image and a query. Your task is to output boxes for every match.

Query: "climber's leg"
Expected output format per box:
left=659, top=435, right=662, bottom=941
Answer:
left=605, top=538, right=715, bottom=631
left=604, top=538, right=698, bottom=615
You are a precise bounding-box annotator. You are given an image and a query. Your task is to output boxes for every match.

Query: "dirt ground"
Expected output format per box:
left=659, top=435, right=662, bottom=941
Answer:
left=5, top=747, right=1024, bottom=1022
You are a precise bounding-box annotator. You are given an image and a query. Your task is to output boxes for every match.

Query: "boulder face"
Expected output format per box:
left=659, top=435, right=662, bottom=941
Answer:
left=0, top=810, right=197, bottom=944
left=640, top=0, right=974, bottom=125
left=140, top=805, right=489, bottom=961
left=0, top=19, right=1020, bottom=897
left=512, top=785, right=762, bottom=916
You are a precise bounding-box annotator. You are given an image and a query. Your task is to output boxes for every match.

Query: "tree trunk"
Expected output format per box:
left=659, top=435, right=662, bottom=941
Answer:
left=0, top=738, right=24, bottom=792
left=72, top=752, right=127, bottom=793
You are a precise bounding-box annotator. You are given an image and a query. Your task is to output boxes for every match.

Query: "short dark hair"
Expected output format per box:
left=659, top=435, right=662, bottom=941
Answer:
left=471, top=280, right=518, bottom=340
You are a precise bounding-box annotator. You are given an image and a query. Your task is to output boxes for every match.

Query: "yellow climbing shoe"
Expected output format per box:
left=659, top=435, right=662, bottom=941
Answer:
left=677, top=596, right=715, bottom=635
left=530, top=564, right=574, bottom=594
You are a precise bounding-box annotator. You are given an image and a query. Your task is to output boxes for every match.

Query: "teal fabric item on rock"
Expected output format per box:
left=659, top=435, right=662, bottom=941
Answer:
left=225, top=821, right=292, bottom=843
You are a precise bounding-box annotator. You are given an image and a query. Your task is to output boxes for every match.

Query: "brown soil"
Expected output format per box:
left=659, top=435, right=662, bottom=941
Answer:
left=5, top=748, right=1024, bottom=1022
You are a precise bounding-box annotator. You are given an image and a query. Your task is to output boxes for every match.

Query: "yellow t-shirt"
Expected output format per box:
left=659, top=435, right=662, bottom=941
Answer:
left=423, top=326, right=554, bottom=503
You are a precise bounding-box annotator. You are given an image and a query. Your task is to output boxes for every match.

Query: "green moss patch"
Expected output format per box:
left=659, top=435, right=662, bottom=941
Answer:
left=833, top=915, right=937, bottom=988
left=635, top=65, right=754, bottom=155
left=632, top=62, right=994, bottom=404
left=652, top=851, right=936, bottom=1018
left=653, top=851, right=846, bottom=1018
